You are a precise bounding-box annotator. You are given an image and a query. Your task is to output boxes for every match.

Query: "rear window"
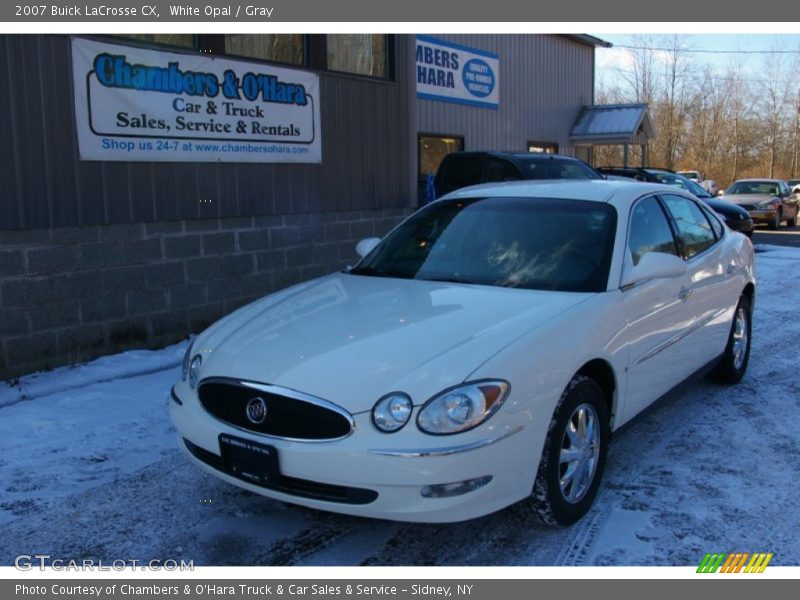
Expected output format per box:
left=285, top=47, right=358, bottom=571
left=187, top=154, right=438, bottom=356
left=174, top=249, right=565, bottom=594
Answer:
left=436, top=156, right=484, bottom=195
left=517, top=158, right=601, bottom=180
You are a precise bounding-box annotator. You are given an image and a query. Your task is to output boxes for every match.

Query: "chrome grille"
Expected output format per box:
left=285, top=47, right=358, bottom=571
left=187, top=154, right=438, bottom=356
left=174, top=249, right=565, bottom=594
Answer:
left=197, top=379, right=354, bottom=441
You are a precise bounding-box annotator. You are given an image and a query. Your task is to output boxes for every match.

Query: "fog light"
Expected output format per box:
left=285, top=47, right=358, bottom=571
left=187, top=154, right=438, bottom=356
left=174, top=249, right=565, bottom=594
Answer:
left=420, top=475, right=492, bottom=498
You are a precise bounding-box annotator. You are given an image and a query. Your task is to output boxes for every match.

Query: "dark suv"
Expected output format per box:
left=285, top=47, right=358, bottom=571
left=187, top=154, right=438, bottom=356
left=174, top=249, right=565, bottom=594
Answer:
left=433, top=151, right=602, bottom=198
left=597, top=166, right=755, bottom=237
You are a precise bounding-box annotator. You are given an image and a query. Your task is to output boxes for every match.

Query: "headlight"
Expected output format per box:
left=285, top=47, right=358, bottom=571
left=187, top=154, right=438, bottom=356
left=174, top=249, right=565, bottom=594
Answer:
left=417, top=380, right=510, bottom=435
left=757, top=202, right=775, bottom=211
left=181, top=342, right=193, bottom=381
left=188, top=355, right=203, bottom=389
left=372, top=393, right=412, bottom=433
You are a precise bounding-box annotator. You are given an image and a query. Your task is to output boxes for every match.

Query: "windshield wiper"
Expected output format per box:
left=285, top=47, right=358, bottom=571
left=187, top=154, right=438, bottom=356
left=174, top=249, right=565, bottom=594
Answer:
left=416, top=275, right=477, bottom=285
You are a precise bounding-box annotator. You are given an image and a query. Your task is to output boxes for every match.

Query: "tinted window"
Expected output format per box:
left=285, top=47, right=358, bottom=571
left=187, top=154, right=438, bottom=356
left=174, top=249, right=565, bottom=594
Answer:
left=628, top=197, right=679, bottom=266
left=436, top=156, right=484, bottom=195
left=486, top=159, right=523, bottom=183
left=517, top=158, right=601, bottom=180
left=351, top=197, right=617, bottom=293
left=661, top=195, right=717, bottom=259
left=649, top=171, right=713, bottom=198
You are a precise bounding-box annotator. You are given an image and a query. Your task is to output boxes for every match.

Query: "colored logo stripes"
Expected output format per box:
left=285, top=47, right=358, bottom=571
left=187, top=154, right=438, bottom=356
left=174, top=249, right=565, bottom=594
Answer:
left=697, top=552, right=773, bottom=573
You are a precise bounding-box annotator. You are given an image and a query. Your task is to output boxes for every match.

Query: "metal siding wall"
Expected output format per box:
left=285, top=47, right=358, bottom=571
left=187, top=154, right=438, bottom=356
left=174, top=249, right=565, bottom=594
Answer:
left=0, top=35, right=412, bottom=231
left=416, top=34, right=593, bottom=156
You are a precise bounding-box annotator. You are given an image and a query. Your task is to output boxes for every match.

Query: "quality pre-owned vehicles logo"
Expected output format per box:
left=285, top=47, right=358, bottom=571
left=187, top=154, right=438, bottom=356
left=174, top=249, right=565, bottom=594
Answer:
left=697, top=552, right=773, bottom=573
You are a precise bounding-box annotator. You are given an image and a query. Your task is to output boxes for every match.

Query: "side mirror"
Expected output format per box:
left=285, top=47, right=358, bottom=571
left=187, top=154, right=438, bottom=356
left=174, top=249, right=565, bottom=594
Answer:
left=355, top=237, right=381, bottom=258
left=621, top=252, right=687, bottom=289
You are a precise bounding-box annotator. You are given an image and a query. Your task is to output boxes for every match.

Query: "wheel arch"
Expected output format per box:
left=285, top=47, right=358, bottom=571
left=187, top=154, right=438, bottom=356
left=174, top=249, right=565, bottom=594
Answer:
left=575, top=358, right=617, bottom=429
left=742, top=281, right=755, bottom=311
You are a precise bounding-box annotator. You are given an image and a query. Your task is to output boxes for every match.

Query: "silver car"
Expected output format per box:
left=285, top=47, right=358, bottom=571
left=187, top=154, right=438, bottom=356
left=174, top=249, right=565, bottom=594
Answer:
left=720, top=178, right=799, bottom=229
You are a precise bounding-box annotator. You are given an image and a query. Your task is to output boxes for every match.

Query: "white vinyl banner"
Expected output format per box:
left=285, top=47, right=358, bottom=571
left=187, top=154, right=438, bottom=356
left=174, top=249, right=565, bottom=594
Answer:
left=71, top=37, right=322, bottom=163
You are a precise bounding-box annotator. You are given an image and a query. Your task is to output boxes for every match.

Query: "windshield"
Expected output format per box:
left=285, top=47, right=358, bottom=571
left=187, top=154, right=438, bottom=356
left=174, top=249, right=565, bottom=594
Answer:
left=350, top=197, right=617, bottom=293
left=649, top=171, right=712, bottom=198
left=679, top=171, right=700, bottom=179
left=516, top=158, right=602, bottom=180
left=727, top=181, right=780, bottom=195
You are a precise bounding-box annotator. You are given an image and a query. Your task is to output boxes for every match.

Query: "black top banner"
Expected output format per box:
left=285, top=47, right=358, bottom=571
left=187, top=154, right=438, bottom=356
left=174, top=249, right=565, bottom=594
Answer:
left=3, top=0, right=800, bottom=22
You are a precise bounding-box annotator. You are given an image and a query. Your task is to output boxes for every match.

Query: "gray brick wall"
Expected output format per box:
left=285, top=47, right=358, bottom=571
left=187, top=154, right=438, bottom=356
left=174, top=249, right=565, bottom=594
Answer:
left=0, top=208, right=411, bottom=380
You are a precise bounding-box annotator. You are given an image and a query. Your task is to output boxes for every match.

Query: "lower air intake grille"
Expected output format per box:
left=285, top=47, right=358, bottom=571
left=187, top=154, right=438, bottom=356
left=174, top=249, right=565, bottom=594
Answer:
left=183, top=438, right=378, bottom=505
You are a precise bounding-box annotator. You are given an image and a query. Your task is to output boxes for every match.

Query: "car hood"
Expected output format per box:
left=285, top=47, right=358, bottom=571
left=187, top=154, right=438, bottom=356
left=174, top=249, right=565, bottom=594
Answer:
left=723, top=193, right=777, bottom=206
left=194, top=273, right=592, bottom=412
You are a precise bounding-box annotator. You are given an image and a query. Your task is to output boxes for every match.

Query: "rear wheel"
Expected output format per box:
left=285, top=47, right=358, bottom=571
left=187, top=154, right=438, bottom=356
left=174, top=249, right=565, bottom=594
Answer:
left=528, top=375, right=610, bottom=526
left=712, top=295, right=752, bottom=384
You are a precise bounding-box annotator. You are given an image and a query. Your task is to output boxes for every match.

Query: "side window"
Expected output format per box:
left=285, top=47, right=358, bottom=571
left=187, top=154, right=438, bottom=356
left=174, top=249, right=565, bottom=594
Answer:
left=661, top=195, right=718, bottom=259
left=700, top=204, right=725, bottom=239
left=628, top=196, right=679, bottom=266
left=485, top=159, right=523, bottom=183
left=436, top=156, right=484, bottom=195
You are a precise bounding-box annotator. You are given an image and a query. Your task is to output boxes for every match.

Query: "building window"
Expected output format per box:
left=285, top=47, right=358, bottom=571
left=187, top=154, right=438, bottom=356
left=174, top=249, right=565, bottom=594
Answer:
left=529, top=142, right=558, bottom=154
left=418, top=134, right=464, bottom=203
left=326, top=35, right=388, bottom=77
left=122, top=34, right=197, bottom=49
left=419, top=134, right=464, bottom=179
left=224, top=34, right=305, bottom=65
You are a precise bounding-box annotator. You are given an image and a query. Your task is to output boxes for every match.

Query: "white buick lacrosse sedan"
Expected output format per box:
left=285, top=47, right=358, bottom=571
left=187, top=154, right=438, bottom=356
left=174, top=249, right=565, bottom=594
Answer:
left=170, top=180, right=755, bottom=525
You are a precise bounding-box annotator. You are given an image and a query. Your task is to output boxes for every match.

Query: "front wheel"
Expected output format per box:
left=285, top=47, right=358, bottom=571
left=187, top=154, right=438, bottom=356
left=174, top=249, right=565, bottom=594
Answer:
left=528, top=375, right=610, bottom=526
left=769, top=210, right=781, bottom=230
left=788, top=210, right=797, bottom=227
left=711, top=294, right=752, bottom=384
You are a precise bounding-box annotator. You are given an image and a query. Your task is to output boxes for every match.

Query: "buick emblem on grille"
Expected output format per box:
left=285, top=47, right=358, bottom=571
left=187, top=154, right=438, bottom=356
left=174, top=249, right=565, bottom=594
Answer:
left=245, top=397, right=268, bottom=424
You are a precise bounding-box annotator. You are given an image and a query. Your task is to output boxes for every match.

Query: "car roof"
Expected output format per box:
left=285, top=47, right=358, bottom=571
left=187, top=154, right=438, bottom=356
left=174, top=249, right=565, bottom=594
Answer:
left=439, top=179, right=674, bottom=204
left=732, top=178, right=783, bottom=183
left=444, top=151, right=582, bottom=161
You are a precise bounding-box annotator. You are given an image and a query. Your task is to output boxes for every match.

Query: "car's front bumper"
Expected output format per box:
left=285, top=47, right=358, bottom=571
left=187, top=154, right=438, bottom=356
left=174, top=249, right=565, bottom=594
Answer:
left=169, top=383, right=544, bottom=523
left=725, top=217, right=755, bottom=236
left=747, top=209, right=777, bottom=225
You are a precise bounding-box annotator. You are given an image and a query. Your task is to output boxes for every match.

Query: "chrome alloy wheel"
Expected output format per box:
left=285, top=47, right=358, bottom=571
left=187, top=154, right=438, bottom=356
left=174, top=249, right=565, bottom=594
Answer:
left=559, top=403, right=600, bottom=504
left=732, top=305, right=749, bottom=371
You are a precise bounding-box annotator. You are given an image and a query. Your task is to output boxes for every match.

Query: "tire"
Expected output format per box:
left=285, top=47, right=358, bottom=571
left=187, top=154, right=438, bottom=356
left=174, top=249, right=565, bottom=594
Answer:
left=528, top=375, right=610, bottom=526
left=788, top=210, right=797, bottom=227
left=769, top=209, right=781, bottom=230
left=711, top=294, right=752, bottom=384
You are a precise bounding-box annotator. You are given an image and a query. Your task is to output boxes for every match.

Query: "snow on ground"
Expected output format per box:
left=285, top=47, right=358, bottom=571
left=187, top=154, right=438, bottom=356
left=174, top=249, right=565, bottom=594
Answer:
left=0, top=245, right=799, bottom=566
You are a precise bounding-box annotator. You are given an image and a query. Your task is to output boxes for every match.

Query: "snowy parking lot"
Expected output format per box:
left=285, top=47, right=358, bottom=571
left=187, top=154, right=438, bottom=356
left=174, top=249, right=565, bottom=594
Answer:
left=1, top=244, right=799, bottom=567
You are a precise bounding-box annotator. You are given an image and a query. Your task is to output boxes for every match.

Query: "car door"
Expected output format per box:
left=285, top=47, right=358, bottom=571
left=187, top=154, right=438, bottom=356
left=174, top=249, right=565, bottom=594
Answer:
left=659, top=194, right=736, bottom=369
left=620, top=195, right=700, bottom=423
left=779, top=181, right=799, bottom=220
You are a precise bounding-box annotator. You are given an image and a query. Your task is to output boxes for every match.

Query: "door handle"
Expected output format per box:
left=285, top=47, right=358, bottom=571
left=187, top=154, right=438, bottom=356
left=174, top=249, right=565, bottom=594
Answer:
left=679, top=286, right=693, bottom=301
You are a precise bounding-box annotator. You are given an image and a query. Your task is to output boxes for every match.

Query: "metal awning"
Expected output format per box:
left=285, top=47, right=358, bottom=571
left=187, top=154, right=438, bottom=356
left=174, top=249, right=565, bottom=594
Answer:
left=570, top=103, right=655, bottom=145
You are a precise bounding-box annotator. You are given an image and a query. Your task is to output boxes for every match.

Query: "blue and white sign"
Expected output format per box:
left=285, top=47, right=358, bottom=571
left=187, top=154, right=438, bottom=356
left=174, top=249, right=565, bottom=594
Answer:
left=415, top=35, right=500, bottom=109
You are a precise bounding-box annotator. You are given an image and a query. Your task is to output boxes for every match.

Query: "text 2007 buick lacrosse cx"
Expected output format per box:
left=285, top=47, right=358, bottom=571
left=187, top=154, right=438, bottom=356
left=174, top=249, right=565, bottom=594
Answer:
left=170, top=180, right=755, bottom=524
